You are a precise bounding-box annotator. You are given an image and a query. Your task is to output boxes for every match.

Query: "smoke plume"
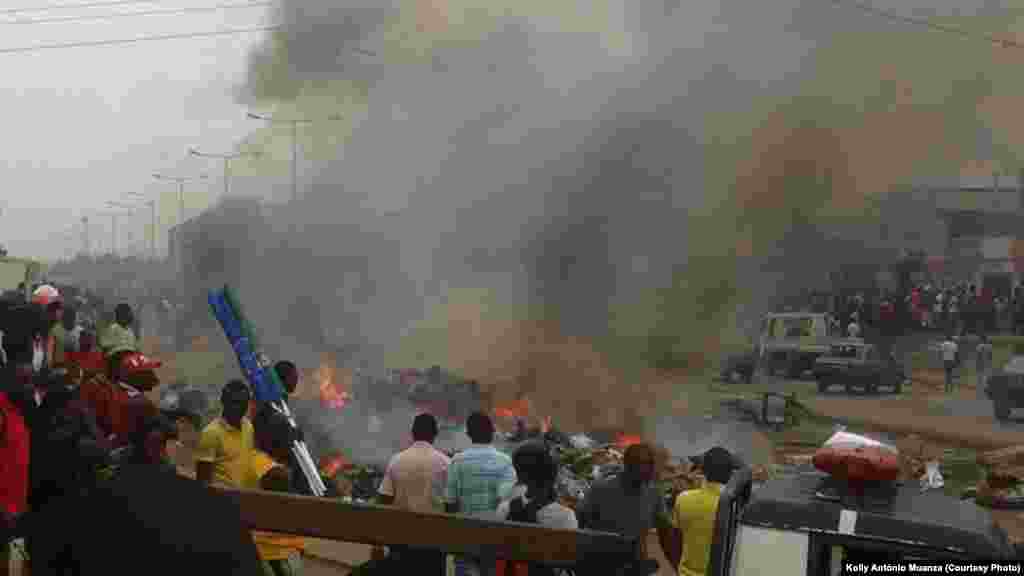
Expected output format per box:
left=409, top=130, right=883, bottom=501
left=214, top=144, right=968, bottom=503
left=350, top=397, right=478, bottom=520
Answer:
left=228, top=0, right=1021, bottom=435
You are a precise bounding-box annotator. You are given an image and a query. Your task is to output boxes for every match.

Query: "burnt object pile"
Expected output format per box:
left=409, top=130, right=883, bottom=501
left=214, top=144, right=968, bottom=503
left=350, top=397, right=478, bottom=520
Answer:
left=401, top=366, right=483, bottom=425
left=331, top=464, right=387, bottom=503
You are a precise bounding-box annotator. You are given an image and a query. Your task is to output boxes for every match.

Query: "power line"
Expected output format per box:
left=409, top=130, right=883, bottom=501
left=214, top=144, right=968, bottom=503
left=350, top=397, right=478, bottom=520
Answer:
left=831, top=0, right=1024, bottom=50
left=2, top=0, right=165, bottom=16
left=2, top=1, right=271, bottom=25
left=0, top=24, right=278, bottom=54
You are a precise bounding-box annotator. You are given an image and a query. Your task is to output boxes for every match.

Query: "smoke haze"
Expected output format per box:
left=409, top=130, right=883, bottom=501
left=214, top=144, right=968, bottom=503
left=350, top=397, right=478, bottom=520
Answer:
left=224, top=0, right=1023, bottom=434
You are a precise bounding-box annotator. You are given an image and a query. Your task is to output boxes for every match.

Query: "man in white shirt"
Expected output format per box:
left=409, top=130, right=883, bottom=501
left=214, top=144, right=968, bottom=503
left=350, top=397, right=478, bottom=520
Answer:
left=976, top=335, right=993, bottom=400
left=377, top=413, right=450, bottom=574
left=941, top=335, right=958, bottom=393
left=378, top=413, right=451, bottom=513
left=847, top=320, right=861, bottom=339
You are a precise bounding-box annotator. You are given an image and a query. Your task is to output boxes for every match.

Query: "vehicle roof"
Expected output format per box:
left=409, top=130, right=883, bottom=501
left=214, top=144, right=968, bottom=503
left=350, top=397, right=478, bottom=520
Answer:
left=740, top=473, right=1014, bottom=558
left=1001, top=356, right=1024, bottom=375
left=828, top=339, right=871, bottom=348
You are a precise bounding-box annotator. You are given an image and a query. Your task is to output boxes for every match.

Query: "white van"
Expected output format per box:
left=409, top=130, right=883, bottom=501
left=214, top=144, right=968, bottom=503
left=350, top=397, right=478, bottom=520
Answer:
left=758, top=312, right=838, bottom=378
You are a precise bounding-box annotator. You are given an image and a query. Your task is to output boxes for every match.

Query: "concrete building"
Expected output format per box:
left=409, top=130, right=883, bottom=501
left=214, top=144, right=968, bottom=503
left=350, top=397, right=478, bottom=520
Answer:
left=920, top=170, right=1024, bottom=296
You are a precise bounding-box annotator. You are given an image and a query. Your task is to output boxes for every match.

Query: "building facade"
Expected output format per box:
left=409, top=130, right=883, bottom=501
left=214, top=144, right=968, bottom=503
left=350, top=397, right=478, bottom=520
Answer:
left=927, top=171, right=1024, bottom=296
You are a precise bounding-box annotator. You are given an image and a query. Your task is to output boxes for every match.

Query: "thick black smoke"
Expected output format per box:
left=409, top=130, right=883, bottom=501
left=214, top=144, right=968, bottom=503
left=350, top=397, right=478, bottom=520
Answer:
left=234, top=0, right=1013, bottom=386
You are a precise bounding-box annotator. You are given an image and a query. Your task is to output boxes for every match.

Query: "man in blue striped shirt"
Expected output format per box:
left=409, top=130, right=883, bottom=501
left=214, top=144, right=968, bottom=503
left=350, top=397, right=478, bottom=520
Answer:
left=444, top=412, right=517, bottom=576
left=444, top=412, right=517, bottom=516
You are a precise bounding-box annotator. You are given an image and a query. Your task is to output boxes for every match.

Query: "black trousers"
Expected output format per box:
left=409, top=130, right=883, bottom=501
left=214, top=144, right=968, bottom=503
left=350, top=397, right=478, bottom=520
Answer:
left=388, top=545, right=445, bottom=576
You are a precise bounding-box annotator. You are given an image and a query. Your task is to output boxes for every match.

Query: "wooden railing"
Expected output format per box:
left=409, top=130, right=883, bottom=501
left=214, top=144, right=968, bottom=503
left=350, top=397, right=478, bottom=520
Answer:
left=2, top=487, right=639, bottom=576
left=216, top=487, right=639, bottom=574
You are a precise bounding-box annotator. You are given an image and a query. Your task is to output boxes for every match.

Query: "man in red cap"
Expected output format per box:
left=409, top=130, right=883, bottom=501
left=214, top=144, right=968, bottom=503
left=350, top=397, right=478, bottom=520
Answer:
left=78, top=350, right=162, bottom=447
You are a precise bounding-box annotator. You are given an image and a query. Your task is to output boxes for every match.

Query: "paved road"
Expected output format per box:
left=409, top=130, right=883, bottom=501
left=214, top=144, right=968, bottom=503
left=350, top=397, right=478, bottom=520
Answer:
left=924, top=394, right=1024, bottom=431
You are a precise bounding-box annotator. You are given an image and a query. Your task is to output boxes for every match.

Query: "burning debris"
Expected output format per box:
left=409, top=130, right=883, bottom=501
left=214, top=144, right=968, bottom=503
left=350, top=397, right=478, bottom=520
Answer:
left=314, top=359, right=351, bottom=410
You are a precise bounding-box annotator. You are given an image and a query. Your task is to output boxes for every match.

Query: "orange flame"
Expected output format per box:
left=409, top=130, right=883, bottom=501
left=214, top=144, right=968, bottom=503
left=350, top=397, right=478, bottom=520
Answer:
left=320, top=453, right=351, bottom=478
left=315, top=358, right=351, bottom=410
left=494, top=397, right=531, bottom=419
left=615, top=433, right=643, bottom=449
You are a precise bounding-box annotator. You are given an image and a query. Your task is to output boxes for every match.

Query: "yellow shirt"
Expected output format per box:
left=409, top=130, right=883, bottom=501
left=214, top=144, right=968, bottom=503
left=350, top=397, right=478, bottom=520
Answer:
left=195, top=417, right=255, bottom=488
left=248, top=450, right=306, bottom=561
left=670, top=481, right=723, bottom=576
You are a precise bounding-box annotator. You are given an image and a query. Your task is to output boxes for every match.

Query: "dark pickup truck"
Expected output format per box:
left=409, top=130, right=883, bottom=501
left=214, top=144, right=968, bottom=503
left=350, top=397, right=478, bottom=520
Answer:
left=985, top=356, right=1024, bottom=421
left=813, top=340, right=907, bottom=395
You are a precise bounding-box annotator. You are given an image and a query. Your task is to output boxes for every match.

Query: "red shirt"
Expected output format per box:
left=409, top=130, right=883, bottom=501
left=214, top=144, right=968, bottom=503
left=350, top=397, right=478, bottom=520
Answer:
left=79, top=375, right=156, bottom=446
left=0, top=391, right=29, bottom=516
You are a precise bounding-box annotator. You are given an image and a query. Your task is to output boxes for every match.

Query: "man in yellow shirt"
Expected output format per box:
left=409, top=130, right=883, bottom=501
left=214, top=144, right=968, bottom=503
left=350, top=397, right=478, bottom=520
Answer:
left=670, top=447, right=735, bottom=576
left=196, top=380, right=255, bottom=487
left=249, top=405, right=305, bottom=576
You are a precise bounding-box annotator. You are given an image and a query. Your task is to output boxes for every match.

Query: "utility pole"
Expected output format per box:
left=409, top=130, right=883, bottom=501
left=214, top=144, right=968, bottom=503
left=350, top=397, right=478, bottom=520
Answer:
left=246, top=112, right=343, bottom=205
left=99, top=208, right=131, bottom=257
left=81, top=216, right=90, bottom=257
left=189, top=147, right=261, bottom=204
left=128, top=192, right=158, bottom=261
left=153, top=172, right=207, bottom=287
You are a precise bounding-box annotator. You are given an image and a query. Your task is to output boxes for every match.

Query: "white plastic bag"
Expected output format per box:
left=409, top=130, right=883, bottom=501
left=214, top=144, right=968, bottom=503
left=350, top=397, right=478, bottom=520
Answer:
left=823, top=431, right=899, bottom=455
left=569, top=434, right=595, bottom=450
left=920, top=461, right=944, bottom=491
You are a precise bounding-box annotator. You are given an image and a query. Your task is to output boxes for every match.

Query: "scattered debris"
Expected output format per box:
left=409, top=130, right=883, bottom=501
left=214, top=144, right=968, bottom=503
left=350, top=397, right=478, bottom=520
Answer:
left=569, top=434, right=595, bottom=450
left=920, top=461, right=944, bottom=491
left=972, top=445, right=1024, bottom=508
left=978, top=445, right=1024, bottom=469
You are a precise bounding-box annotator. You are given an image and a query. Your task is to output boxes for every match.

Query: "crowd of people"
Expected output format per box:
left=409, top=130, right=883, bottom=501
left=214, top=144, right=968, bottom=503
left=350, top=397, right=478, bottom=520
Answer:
left=192, top=376, right=735, bottom=576
left=819, top=281, right=1024, bottom=339
left=0, top=291, right=269, bottom=575
left=0, top=285, right=737, bottom=576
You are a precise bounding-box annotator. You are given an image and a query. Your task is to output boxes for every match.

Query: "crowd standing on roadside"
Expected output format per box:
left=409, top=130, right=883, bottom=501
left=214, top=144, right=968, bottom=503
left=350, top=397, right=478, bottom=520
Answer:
left=790, top=280, right=1024, bottom=341
left=2, top=282, right=747, bottom=576
left=0, top=287, right=265, bottom=575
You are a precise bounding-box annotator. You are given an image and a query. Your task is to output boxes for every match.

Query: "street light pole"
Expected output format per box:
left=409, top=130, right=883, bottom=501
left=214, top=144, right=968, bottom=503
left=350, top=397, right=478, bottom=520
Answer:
left=153, top=172, right=207, bottom=280
left=147, top=200, right=156, bottom=260
left=129, top=192, right=158, bottom=261
left=100, top=207, right=131, bottom=257
left=246, top=112, right=343, bottom=205
left=189, top=147, right=260, bottom=203
left=291, top=121, right=298, bottom=204
left=81, top=216, right=90, bottom=257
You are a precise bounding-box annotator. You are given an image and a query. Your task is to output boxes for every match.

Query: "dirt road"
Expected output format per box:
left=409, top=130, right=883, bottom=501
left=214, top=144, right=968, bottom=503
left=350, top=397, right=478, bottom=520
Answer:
left=805, top=389, right=1024, bottom=450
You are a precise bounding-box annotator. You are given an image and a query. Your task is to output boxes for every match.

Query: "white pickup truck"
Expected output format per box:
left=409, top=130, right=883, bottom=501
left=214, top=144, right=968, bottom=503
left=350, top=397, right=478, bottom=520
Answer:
left=0, top=257, right=41, bottom=300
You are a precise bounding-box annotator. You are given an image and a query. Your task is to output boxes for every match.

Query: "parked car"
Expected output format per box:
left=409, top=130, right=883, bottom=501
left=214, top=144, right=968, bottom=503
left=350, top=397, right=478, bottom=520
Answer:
left=812, top=340, right=906, bottom=395
left=719, top=350, right=757, bottom=384
left=985, top=355, right=1024, bottom=421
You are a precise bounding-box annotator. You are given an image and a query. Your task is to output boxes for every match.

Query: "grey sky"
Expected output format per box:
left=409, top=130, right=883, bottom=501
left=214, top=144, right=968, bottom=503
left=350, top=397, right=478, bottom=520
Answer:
left=1, top=0, right=278, bottom=260
left=1, top=0, right=1014, bottom=264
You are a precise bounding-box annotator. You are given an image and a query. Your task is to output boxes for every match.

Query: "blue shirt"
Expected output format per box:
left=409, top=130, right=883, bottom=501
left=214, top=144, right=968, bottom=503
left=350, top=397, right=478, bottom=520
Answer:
left=444, top=444, right=517, bottom=517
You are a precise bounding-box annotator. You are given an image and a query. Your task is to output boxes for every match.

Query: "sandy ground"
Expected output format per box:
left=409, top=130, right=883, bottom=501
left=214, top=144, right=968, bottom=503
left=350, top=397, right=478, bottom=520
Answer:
left=805, top=388, right=1024, bottom=450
